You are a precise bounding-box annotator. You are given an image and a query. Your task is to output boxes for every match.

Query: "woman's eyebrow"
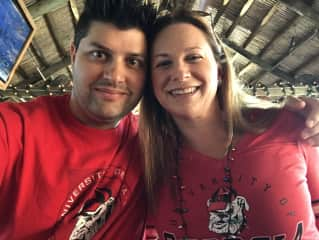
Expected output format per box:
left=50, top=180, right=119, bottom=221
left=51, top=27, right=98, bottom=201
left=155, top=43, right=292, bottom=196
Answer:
left=153, top=53, right=170, bottom=59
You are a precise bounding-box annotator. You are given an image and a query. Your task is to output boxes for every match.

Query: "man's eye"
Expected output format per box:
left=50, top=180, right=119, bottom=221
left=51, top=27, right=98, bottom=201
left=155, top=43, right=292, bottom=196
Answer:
left=90, top=51, right=108, bottom=60
left=127, top=58, right=144, bottom=69
left=154, top=60, right=172, bottom=68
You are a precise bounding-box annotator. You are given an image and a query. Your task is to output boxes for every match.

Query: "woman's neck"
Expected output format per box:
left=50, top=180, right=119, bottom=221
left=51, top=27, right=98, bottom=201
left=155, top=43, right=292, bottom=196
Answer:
left=173, top=108, right=230, bottom=159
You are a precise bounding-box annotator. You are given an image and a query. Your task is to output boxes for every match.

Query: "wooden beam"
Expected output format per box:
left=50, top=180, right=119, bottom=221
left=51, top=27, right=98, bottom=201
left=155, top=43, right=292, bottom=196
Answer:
left=292, top=53, right=319, bottom=76
left=248, top=28, right=318, bottom=85
left=69, top=0, right=80, bottom=23
left=242, top=3, right=279, bottom=48
left=16, top=57, right=71, bottom=88
left=43, top=57, right=71, bottom=77
left=222, top=38, right=296, bottom=83
left=279, top=0, right=319, bottom=27
left=213, top=0, right=231, bottom=26
left=43, top=15, right=67, bottom=58
left=272, top=28, right=318, bottom=70
left=29, top=42, right=49, bottom=68
left=16, top=67, right=28, bottom=80
left=28, top=0, right=69, bottom=19
left=238, top=15, right=299, bottom=78
left=224, top=0, right=255, bottom=38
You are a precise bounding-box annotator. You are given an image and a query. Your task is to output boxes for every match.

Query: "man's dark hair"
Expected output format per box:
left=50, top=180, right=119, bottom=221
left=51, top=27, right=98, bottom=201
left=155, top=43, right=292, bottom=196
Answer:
left=73, top=0, right=157, bottom=49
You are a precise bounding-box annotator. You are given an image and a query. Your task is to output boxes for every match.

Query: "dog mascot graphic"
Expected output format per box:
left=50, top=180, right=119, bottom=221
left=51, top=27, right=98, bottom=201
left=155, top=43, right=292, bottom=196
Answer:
left=207, top=187, right=249, bottom=236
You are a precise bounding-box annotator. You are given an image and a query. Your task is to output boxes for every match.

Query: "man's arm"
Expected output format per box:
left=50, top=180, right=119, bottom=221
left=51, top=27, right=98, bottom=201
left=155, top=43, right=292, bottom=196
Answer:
left=285, top=96, right=319, bottom=146
left=300, top=142, right=319, bottom=229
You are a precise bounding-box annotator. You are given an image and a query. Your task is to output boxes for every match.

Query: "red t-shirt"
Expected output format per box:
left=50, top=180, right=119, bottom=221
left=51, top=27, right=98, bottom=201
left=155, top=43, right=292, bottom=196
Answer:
left=0, top=95, right=145, bottom=239
left=144, top=111, right=319, bottom=240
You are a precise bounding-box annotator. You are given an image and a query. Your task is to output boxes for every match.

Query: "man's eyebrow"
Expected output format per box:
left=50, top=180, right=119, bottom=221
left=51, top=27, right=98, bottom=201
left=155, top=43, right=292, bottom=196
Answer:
left=130, top=53, right=146, bottom=59
left=89, top=42, right=112, bottom=52
left=89, top=42, right=145, bottom=58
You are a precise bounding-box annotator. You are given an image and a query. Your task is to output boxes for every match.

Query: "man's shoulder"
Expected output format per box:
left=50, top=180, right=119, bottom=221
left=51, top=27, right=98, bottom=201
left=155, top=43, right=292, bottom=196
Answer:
left=120, top=112, right=139, bottom=134
left=0, top=95, right=69, bottom=124
left=0, top=95, right=68, bottom=113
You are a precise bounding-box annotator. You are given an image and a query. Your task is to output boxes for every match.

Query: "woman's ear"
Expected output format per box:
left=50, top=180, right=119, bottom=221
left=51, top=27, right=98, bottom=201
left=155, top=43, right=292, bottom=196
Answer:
left=70, top=42, right=77, bottom=65
left=217, top=64, right=223, bottom=86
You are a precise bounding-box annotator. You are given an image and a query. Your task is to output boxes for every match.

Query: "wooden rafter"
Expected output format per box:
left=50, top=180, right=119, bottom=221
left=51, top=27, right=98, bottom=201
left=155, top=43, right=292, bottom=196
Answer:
left=43, top=15, right=67, bottom=58
left=242, top=2, right=279, bottom=49
left=69, top=0, right=80, bottom=26
left=16, top=67, right=30, bottom=82
left=292, top=52, right=319, bottom=76
left=249, top=28, right=318, bottom=85
left=279, top=0, right=319, bottom=27
left=222, top=38, right=296, bottom=83
left=224, top=0, right=255, bottom=38
left=29, top=42, right=49, bottom=68
left=213, top=0, right=231, bottom=26
left=272, top=29, right=318, bottom=70
left=28, top=0, right=69, bottom=19
left=238, top=14, right=299, bottom=78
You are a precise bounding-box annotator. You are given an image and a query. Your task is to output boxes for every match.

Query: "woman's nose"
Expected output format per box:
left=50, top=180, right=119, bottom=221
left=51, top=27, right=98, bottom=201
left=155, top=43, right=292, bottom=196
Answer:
left=170, top=64, right=191, bottom=82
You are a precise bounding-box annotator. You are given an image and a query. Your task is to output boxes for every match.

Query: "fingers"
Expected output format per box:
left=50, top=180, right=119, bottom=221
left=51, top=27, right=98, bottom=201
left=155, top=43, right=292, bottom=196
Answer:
left=284, top=96, right=306, bottom=111
left=299, top=96, right=319, bottom=128
left=301, top=121, right=319, bottom=147
left=284, top=96, right=319, bottom=146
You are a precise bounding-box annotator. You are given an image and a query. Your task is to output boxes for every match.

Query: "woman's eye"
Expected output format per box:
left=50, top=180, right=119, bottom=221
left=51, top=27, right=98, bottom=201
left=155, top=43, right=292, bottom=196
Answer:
left=186, top=54, right=202, bottom=62
left=154, top=60, right=172, bottom=68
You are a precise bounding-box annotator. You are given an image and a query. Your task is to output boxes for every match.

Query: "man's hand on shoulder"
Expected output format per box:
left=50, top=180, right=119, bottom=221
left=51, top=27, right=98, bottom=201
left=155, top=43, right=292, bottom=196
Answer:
left=284, top=96, right=319, bottom=146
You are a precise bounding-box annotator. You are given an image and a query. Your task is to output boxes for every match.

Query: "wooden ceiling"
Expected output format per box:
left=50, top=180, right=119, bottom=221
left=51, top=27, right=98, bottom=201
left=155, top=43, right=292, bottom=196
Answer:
left=1, top=0, right=319, bottom=102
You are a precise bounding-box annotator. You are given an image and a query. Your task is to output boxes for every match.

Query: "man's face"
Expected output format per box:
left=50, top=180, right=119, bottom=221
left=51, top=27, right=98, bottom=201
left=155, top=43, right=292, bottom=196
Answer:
left=70, top=21, right=147, bottom=129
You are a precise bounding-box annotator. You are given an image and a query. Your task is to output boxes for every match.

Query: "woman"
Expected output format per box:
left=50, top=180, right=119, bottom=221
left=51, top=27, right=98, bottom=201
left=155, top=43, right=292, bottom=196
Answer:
left=140, top=10, right=319, bottom=239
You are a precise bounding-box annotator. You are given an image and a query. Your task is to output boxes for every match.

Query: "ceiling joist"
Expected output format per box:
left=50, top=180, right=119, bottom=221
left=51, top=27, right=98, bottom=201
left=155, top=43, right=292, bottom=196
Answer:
left=279, top=0, right=319, bottom=27
left=222, top=38, right=296, bottom=84
left=28, top=0, right=69, bottom=19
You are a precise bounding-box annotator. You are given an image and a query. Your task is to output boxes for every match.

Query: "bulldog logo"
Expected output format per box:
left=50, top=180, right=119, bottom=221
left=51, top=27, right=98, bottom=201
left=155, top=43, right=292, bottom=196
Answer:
left=207, top=187, right=249, bottom=237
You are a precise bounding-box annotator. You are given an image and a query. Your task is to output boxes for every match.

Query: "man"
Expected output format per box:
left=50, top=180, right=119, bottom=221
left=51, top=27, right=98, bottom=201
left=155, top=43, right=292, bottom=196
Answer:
left=0, top=0, right=156, bottom=239
left=0, top=0, right=318, bottom=239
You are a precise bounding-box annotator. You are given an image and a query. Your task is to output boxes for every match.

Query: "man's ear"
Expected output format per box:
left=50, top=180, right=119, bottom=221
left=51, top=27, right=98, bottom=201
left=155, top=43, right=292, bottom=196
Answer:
left=70, top=42, right=77, bottom=65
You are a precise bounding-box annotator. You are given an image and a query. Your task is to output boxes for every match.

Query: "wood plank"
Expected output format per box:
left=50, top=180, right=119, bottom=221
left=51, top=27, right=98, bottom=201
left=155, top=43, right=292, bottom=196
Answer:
left=279, top=0, right=319, bottom=26
left=28, top=0, right=69, bottom=19
left=222, top=38, right=296, bottom=84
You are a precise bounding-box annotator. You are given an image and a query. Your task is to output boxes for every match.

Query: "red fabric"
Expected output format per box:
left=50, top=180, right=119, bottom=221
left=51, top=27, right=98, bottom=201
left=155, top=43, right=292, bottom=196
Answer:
left=144, top=110, right=319, bottom=239
left=0, top=95, right=146, bottom=240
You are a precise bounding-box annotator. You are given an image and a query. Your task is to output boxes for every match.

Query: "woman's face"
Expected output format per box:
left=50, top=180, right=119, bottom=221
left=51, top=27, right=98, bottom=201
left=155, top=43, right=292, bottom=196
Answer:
left=151, top=23, right=220, bottom=121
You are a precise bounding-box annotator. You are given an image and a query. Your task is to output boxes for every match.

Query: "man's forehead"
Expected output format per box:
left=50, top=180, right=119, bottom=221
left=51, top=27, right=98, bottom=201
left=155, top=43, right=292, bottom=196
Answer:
left=85, top=21, right=147, bottom=54
left=88, top=21, right=146, bottom=39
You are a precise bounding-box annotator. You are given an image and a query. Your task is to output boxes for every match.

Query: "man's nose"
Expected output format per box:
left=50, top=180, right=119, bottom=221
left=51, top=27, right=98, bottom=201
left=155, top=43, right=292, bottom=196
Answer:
left=104, top=60, right=125, bottom=83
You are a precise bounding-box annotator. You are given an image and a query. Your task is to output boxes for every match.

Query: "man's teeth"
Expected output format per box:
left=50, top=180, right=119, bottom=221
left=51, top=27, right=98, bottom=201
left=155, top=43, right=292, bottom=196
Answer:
left=171, top=87, right=197, bottom=95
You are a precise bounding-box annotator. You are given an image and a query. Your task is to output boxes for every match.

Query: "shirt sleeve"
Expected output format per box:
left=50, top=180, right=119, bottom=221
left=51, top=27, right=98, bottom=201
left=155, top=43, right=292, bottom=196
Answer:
left=0, top=104, right=22, bottom=189
left=0, top=112, right=9, bottom=187
left=301, top=142, right=319, bottom=229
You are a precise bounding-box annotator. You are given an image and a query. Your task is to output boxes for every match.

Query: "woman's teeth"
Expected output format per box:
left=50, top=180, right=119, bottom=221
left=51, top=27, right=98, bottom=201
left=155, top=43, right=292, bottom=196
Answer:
left=170, top=87, right=197, bottom=95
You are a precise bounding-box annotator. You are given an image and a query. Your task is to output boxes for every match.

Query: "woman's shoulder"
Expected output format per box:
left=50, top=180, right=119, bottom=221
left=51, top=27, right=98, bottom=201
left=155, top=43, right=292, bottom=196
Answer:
left=255, top=109, right=304, bottom=143
left=270, top=109, right=304, bottom=132
left=239, top=108, right=304, bottom=147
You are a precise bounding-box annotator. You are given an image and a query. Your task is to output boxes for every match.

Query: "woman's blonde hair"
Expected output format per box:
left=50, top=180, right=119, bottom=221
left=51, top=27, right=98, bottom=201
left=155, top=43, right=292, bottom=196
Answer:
left=139, top=10, right=282, bottom=209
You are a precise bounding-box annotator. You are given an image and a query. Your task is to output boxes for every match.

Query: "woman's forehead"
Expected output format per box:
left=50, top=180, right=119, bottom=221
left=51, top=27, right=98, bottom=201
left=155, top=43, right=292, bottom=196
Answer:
left=152, top=23, right=211, bottom=52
